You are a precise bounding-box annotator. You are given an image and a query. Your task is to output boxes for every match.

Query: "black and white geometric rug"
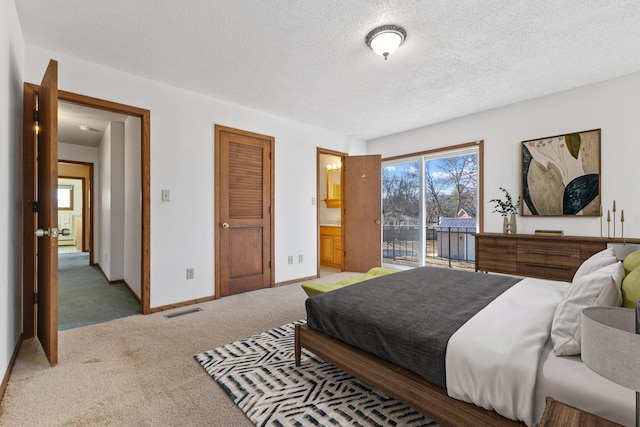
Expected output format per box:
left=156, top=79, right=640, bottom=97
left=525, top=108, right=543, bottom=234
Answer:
left=195, top=321, right=438, bottom=427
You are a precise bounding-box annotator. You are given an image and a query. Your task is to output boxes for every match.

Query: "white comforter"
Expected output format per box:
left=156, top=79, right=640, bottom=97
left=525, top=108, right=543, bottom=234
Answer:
left=445, top=277, right=568, bottom=426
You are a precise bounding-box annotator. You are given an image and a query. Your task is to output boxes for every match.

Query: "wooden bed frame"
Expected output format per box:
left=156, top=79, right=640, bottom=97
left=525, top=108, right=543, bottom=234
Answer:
left=295, top=323, right=523, bottom=427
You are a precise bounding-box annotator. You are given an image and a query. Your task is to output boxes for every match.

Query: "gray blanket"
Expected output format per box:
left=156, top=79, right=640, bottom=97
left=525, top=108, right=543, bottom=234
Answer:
left=305, top=266, right=521, bottom=389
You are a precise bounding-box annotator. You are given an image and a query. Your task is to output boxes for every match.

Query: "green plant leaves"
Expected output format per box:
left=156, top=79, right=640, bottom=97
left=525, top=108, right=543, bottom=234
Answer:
left=565, top=133, right=581, bottom=159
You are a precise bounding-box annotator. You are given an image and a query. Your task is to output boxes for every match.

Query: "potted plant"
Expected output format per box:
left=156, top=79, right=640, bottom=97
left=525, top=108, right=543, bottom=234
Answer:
left=489, top=187, right=521, bottom=234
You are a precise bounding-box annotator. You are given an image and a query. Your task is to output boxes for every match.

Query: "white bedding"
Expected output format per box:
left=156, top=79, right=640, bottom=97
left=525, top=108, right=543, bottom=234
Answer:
left=445, top=277, right=634, bottom=426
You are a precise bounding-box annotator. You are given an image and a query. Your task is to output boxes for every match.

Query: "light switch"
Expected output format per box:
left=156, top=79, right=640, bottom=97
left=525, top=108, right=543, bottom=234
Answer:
left=161, top=189, right=170, bottom=202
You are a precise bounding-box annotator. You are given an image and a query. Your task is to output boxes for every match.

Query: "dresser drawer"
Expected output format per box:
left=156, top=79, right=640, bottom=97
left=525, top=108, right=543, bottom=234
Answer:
left=517, top=240, right=580, bottom=281
left=476, top=236, right=517, bottom=274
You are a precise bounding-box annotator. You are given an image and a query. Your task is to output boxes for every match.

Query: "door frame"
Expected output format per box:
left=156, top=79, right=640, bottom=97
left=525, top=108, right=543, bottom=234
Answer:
left=214, top=124, right=275, bottom=297
left=316, top=147, right=347, bottom=276
left=23, top=85, right=152, bottom=340
left=58, top=160, right=93, bottom=258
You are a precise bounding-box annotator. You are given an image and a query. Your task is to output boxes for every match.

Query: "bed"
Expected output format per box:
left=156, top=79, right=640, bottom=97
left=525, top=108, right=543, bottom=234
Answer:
left=294, top=250, right=636, bottom=426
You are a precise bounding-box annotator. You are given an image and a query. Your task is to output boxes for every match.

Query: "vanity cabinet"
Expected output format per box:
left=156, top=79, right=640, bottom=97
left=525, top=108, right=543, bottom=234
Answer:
left=320, top=226, right=342, bottom=269
left=475, top=233, right=639, bottom=282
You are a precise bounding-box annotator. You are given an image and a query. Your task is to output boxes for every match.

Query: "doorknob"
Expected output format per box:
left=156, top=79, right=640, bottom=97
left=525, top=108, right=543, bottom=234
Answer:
left=35, top=227, right=68, bottom=237
left=375, top=219, right=381, bottom=225
left=221, top=222, right=230, bottom=229
left=35, top=228, right=50, bottom=237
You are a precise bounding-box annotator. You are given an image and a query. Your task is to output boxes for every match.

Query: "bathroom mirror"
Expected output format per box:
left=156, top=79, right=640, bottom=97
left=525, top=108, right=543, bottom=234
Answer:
left=326, top=168, right=341, bottom=208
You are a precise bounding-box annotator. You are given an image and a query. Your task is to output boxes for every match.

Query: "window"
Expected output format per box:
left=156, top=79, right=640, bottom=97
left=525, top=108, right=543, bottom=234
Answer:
left=58, top=185, right=74, bottom=210
left=382, top=143, right=480, bottom=269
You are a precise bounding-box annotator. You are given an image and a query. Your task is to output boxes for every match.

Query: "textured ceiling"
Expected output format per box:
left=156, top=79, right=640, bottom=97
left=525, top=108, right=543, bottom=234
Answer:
left=15, top=0, right=640, bottom=140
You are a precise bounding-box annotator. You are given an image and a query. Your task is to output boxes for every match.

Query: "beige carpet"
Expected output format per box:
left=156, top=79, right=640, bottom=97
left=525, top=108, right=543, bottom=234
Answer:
left=0, top=272, right=362, bottom=426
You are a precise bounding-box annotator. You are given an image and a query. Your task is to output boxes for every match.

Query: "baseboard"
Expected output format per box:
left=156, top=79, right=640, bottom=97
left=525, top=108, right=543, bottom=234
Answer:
left=94, top=263, right=125, bottom=285
left=148, top=274, right=317, bottom=313
left=149, top=295, right=216, bottom=314
left=121, top=280, right=142, bottom=304
left=275, top=275, right=317, bottom=287
left=94, top=264, right=142, bottom=304
left=0, top=333, right=23, bottom=404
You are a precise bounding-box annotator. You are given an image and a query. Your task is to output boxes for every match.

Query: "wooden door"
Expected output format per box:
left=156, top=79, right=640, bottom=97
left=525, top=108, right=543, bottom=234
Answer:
left=36, top=60, right=59, bottom=365
left=215, top=125, right=274, bottom=296
left=344, top=155, right=382, bottom=272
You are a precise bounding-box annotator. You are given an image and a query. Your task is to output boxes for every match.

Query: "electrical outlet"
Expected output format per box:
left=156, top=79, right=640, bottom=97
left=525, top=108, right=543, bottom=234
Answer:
left=186, top=268, right=194, bottom=280
left=298, top=254, right=303, bottom=263
left=287, top=256, right=293, bottom=265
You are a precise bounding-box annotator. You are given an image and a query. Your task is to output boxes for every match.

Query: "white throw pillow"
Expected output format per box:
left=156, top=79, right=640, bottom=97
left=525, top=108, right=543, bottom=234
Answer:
left=572, top=247, right=618, bottom=282
left=551, top=261, right=624, bottom=356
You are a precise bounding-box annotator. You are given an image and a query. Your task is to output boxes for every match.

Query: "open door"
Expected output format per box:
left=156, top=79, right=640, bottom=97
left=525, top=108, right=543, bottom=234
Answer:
left=343, top=155, right=382, bottom=272
left=36, top=59, right=59, bottom=365
left=26, top=60, right=59, bottom=366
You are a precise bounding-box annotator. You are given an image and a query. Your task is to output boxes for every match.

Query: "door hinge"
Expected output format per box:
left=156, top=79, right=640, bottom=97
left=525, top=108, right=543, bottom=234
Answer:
left=268, top=261, right=271, bottom=268
left=28, top=200, right=39, bottom=212
left=33, top=292, right=38, bottom=305
left=33, top=109, right=39, bottom=123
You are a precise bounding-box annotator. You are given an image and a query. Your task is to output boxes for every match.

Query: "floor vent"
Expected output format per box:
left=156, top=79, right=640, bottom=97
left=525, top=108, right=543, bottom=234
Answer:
left=163, top=307, right=202, bottom=319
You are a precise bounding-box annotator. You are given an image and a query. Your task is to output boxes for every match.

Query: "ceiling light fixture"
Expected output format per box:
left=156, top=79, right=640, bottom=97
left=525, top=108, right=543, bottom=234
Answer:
left=365, top=25, right=406, bottom=60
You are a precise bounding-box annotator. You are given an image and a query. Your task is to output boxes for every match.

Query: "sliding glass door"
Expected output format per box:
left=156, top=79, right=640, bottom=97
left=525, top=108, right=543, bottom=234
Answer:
left=382, top=145, right=479, bottom=269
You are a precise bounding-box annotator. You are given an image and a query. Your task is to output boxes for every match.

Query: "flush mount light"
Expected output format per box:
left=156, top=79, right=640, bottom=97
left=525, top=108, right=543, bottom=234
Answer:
left=365, top=25, right=406, bottom=60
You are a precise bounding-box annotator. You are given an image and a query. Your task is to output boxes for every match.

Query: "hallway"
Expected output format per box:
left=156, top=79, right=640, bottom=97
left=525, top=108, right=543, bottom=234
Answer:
left=58, top=253, right=140, bottom=330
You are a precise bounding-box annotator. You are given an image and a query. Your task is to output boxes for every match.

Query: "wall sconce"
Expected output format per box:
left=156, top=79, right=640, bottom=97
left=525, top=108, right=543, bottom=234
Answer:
left=365, top=25, right=406, bottom=60
left=326, top=162, right=342, bottom=171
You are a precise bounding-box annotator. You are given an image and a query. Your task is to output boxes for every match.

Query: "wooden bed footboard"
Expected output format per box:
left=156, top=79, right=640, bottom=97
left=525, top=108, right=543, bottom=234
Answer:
left=294, top=323, right=522, bottom=427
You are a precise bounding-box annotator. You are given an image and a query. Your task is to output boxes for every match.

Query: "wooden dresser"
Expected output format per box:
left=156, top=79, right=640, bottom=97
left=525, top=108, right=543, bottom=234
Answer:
left=320, top=226, right=342, bottom=269
left=474, top=233, right=639, bottom=282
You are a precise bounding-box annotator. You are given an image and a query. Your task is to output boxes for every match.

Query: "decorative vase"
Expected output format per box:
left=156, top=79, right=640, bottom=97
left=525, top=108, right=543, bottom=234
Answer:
left=510, top=213, right=517, bottom=234
left=503, top=216, right=509, bottom=234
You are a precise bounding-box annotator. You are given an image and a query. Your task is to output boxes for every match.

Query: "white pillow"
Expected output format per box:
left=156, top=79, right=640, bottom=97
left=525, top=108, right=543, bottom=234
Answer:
left=551, top=261, right=624, bottom=356
left=572, top=247, right=618, bottom=282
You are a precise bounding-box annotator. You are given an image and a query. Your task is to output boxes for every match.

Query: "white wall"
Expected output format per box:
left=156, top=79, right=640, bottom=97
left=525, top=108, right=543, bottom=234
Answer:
left=109, top=122, right=125, bottom=280
left=124, top=116, right=142, bottom=295
left=98, top=124, right=112, bottom=278
left=368, top=72, right=640, bottom=239
left=0, top=0, right=24, bottom=391
left=97, top=122, right=125, bottom=281
left=58, top=142, right=101, bottom=256
left=24, top=46, right=356, bottom=307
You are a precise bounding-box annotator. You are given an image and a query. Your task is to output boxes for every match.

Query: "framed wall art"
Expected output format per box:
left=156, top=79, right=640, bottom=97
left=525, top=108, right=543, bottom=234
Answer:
left=521, top=129, right=601, bottom=216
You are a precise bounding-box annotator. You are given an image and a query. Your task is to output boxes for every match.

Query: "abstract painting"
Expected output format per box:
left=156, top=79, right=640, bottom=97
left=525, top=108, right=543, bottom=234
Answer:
left=521, top=129, right=600, bottom=216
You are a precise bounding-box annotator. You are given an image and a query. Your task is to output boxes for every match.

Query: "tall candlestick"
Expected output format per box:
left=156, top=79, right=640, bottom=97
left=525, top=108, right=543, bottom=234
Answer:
left=600, top=204, right=603, bottom=237
left=607, top=210, right=611, bottom=239
left=621, top=209, right=625, bottom=240
left=613, top=201, right=617, bottom=238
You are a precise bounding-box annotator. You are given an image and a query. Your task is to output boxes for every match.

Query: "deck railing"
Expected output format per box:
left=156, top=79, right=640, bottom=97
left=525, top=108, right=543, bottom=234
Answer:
left=382, top=224, right=476, bottom=269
